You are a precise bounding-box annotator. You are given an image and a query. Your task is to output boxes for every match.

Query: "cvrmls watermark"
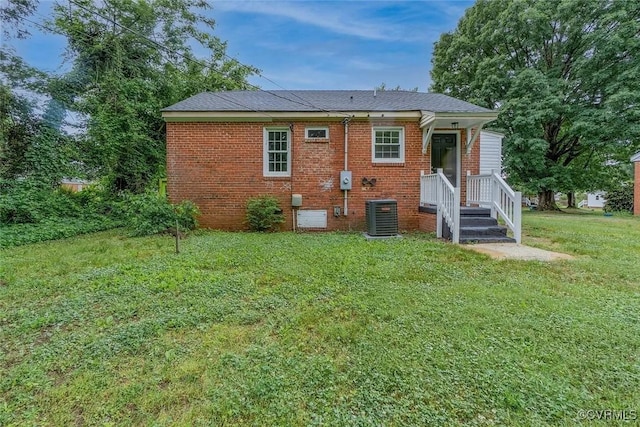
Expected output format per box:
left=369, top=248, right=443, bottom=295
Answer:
left=577, top=409, right=637, bottom=421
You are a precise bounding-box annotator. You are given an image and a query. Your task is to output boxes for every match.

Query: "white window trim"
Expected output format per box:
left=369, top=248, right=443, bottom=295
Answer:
left=305, top=126, right=329, bottom=139
left=263, top=127, right=291, bottom=177
left=372, top=126, right=405, bottom=163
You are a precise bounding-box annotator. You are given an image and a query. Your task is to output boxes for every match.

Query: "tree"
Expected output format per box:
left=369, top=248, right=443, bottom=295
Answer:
left=49, top=0, right=256, bottom=192
left=430, top=0, right=640, bottom=210
left=375, top=82, right=418, bottom=92
left=1, top=49, right=50, bottom=180
left=0, top=82, right=39, bottom=180
left=0, top=0, right=37, bottom=39
left=1, top=46, right=83, bottom=186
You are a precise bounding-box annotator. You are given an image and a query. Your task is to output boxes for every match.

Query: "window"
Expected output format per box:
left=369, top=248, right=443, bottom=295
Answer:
left=372, top=127, right=404, bottom=163
left=305, top=127, right=328, bottom=139
left=264, top=127, right=291, bottom=177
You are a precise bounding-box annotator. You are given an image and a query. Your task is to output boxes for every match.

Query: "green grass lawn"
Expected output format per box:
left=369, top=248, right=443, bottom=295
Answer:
left=1, top=211, right=639, bottom=425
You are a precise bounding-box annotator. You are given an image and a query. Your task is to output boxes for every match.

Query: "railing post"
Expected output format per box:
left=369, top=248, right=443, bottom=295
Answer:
left=420, top=170, right=424, bottom=206
left=436, top=172, right=443, bottom=238
left=452, top=187, right=461, bottom=244
left=514, top=191, right=522, bottom=244
left=466, top=170, right=471, bottom=207
left=491, top=172, right=499, bottom=219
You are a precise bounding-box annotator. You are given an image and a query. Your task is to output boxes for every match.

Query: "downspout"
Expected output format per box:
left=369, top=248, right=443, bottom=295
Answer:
left=343, top=117, right=351, bottom=216
left=289, top=123, right=295, bottom=231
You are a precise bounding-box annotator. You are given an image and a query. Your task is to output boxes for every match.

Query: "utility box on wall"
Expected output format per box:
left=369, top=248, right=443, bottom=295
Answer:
left=297, top=210, right=328, bottom=229
left=340, top=171, right=352, bottom=190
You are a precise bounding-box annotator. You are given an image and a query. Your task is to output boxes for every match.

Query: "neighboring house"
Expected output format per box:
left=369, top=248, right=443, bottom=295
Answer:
left=586, top=192, right=606, bottom=208
left=60, top=178, right=92, bottom=192
left=633, top=152, right=640, bottom=216
left=162, top=90, right=520, bottom=242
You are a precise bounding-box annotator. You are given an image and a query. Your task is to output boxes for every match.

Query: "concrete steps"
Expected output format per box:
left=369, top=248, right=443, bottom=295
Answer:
left=424, top=205, right=515, bottom=244
left=459, top=207, right=515, bottom=244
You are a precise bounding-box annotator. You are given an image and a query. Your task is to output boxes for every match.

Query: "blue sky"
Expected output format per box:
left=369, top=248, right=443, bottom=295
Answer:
left=8, top=0, right=474, bottom=92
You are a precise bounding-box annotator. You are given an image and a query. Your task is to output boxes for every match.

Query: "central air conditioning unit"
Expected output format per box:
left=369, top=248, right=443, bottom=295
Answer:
left=365, top=199, right=398, bottom=236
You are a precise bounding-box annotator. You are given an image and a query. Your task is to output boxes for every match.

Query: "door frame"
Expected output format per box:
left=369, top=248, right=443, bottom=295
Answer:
left=431, top=130, right=461, bottom=188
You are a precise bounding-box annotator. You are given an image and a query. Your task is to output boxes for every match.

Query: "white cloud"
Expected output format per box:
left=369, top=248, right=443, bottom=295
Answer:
left=346, top=57, right=388, bottom=71
left=214, top=1, right=424, bottom=41
left=210, top=0, right=474, bottom=91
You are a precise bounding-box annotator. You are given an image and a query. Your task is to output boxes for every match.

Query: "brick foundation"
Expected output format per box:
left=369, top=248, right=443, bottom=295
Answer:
left=418, top=211, right=437, bottom=233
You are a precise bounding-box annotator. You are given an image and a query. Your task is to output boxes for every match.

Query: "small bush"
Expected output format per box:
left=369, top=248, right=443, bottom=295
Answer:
left=0, top=179, right=52, bottom=224
left=246, top=195, right=285, bottom=231
left=124, top=192, right=199, bottom=236
left=604, top=185, right=633, bottom=213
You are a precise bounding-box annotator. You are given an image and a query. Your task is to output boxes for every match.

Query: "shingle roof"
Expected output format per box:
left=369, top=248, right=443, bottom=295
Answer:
left=162, top=90, right=493, bottom=114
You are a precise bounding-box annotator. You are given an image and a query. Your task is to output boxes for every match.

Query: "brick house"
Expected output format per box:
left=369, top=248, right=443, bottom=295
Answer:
left=162, top=90, right=521, bottom=242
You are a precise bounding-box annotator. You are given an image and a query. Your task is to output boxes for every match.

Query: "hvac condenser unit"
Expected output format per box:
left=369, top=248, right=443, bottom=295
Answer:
left=365, top=199, right=398, bottom=237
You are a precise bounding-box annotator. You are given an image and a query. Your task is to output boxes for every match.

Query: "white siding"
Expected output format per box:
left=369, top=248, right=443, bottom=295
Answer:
left=587, top=192, right=606, bottom=208
left=479, top=130, right=503, bottom=175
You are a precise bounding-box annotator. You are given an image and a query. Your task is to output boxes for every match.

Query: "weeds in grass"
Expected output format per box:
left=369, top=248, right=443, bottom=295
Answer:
left=1, top=214, right=639, bottom=425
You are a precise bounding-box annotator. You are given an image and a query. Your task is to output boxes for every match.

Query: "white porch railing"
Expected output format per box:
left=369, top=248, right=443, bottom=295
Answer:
left=466, top=170, right=522, bottom=243
left=420, top=169, right=460, bottom=243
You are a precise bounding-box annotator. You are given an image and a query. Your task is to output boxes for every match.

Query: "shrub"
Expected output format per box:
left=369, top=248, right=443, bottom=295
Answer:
left=604, top=185, right=633, bottom=213
left=0, top=179, right=52, bottom=224
left=0, top=179, right=119, bottom=225
left=124, top=192, right=199, bottom=236
left=0, top=217, right=124, bottom=248
left=246, top=195, right=285, bottom=231
left=0, top=180, right=129, bottom=247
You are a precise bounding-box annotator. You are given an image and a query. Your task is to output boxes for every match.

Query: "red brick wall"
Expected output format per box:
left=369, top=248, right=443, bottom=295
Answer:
left=166, top=119, right=481, bottom=231
left=635, top=162, right=640, bottom=216
left=418, top=211, right=437, bottom=233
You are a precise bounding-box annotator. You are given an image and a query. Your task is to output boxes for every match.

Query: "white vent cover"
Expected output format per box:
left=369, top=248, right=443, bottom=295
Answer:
left=297, top=210, right=327, bottom=228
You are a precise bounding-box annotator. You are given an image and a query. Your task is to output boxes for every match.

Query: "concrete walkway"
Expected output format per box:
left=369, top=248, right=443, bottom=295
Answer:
left=463, top=243, right=574, bottom=261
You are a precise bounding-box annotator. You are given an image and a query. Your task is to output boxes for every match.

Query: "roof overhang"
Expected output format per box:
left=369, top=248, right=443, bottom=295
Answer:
left=631, top=152, right=640, bottom=162
left=161, top=110, right=424, bottom=122
left=420, top=111, right=499, bottom=154
left=480, top=129, right=505, bottom=139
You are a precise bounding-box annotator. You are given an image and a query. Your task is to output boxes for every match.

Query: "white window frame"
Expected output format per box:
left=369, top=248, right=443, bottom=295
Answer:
left=372, top=126, right=405, bottom=163
left=263, top=127, right=291, bottom=177
left=305, top=126, right=329, bottom=139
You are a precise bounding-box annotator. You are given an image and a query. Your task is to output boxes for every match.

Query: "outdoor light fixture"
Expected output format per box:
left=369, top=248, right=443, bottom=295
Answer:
left=451, top=122, right=459, bottom=129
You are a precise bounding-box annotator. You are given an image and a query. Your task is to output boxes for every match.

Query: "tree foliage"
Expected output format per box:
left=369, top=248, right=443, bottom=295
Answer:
left=375, top=82, right=418, bottom=92
left=1, top=0, right=256, bottom=242
left=0, top=82, right=40, bottom=179
left=1, top=49, right=81, bottom=186
left=430, top=0, right=640, bottom=209
left=604, top=184, right=634, bottom=213
left=0, top=0, right=38, bottom=39
left=46, top=0, right=256, bottom=192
